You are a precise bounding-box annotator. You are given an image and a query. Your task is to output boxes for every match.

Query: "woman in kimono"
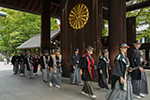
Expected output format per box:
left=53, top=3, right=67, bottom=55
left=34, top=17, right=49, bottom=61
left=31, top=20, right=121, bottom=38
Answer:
left=24, top=52, right=34, bottom=78
left=105, top=43, right=133, bottom=100
left=33, top=53, right=39, bottom=75
left=70, top=48, right=83, bottom=85
left=79, top=46, right=97, bottom=99
left=97, top=49, right=111, bottom=90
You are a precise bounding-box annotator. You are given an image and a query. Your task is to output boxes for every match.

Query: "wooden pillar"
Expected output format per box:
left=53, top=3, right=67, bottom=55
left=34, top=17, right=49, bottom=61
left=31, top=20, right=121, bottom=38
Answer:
left=146, top=49, right=149, bottom=62
left=108, top=0, right=126, bottom=82
left=126, top=17, right=136, bottom=57
left=40, top=0, right=50, bottom=54
left=34, top=48, right=36, bottom=54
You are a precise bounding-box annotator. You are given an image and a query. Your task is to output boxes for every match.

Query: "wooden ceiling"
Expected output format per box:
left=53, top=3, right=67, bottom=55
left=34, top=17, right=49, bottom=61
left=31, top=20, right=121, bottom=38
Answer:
left=0, top=0, right=138, bottom=19
left=0, top=0, right=61, bottom=18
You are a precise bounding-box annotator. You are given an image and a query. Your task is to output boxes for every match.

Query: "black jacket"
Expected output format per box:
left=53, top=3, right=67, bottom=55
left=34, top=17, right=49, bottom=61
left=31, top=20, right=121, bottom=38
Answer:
left=19, top=54, right=26, bottom=63
left=39, top=54, right=53, bottom=69
left=130, top=47, right=142, bottom=79
left=11, top=56, right=19, bottom=65
left=79, top=53, right=96, bottom=81
left=24, top=56, right=34, bottom=71
left=70, top=53, right=80, bottom=73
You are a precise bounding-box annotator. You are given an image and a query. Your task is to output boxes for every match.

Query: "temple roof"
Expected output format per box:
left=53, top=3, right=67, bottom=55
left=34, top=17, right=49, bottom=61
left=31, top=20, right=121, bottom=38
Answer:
left=17, top=29, right=60, bottom=49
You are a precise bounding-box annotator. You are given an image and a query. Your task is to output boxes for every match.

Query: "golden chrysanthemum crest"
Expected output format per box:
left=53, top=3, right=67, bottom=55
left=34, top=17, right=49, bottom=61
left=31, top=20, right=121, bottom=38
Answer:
left=69, top=3, right=89, bottom=30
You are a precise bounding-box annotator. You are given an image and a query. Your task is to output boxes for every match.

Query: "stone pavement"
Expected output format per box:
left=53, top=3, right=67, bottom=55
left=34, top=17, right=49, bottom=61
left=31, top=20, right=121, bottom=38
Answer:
left=0, top=61, right=150, bottom=100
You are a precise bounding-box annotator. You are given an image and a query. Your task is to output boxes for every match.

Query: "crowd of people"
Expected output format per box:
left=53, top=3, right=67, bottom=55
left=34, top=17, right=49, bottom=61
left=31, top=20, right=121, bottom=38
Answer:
left=10, top=40, right=148, bottom=99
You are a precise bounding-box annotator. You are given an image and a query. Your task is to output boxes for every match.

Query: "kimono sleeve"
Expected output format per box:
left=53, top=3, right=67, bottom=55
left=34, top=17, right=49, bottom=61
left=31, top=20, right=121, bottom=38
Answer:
left=61, top=59, right=65, bottom=67
left=38, top=57, right=41, bottom=65
left=112, top=60, right=123, bottom=77
left=19, top=56, right=21, bottom=63
left=11, top=56, right=15, bottom=65
left=39, top=56, right=43, bottom=66
left=49, top=56, right=53, bottom=68
left=79, top=57, right=86, bottom=69
left=24, top=57, right=28, bottom=65
left=130, top=50, right=141, bottom=68
left=61, top=59, right=70, bottom=77
left=70, top=54, right=75, bottom=66
left=98, top=58, right=103, bottom=70
left=31, top=57, right=34, bottom=64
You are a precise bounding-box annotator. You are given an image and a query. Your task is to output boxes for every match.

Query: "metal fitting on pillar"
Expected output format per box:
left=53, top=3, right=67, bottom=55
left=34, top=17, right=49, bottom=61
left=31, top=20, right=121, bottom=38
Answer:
left=70, top=43, right=72, bottom=50
left=83, top=42, right=85, bottom=49
left=94, top=41, right=96, bottom=49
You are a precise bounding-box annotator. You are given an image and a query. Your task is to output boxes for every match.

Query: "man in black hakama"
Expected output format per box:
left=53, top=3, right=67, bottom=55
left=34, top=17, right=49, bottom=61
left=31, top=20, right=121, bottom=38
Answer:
left=50, top=49, right=65, bottom=89
left=39, top=50, right=53, bottom=83
left=24, top=52, right=34, bottom=78
left=70, top=48, right=83, bottom=85
left=130, top=41, right=145, bottom=99
left=97, top=49, right=111, bottom=90
left=11, top=52, right=19, bottom=75
left=19, top=51, right=26, bottom=76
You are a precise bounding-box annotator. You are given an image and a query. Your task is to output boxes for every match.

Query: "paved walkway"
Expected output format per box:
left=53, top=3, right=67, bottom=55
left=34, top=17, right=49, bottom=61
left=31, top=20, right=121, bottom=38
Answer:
left=0, top=61, right=150, bottom=100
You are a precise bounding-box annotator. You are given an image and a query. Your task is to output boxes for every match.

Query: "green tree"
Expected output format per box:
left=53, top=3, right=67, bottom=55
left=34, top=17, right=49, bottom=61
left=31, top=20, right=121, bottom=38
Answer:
left=0, top=7, right=59, bottom=56
left=126, top=0, right=150, bottom=41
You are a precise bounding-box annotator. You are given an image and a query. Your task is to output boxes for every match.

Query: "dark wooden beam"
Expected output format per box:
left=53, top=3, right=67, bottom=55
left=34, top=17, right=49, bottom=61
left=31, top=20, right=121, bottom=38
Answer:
left=28, top=0, right=36, bottom=10
left=50, top=4, right=54, bottom=12
left=25, top=0, right=35, bottom=10
left=1, top=0, right=7, bottom=4
left=5, top=0, right=9, bottom=4
left=31, top=0, right=39, bottom=11
left=140, top=43, right=150, bottom=49
left=0, top=3, right=40, bottom=15
left=50, top=0, right=60, bottom=5
left=15, top=0, right=22, bottom=8
left=35, top=0, right=41, bottom=11
left=0, top=0, right=2, bottom=3
left=6, top=0, right=14, bottom=5
left=51, top=2, right=60, bottom=7
left=24, top=0, right=30, bottom=9
left=102, top=7, right=108, bottom=20
left=127, top=0, right=150, bottom=12
left=3, top=0, right=7, bottom=4
left=19, top=0, right=26, bottom=8
left=51, top=5, right=58, bottom=16
left=13, top=0, right=17, bottom=7
left=36, top=1, right=42, bottom=12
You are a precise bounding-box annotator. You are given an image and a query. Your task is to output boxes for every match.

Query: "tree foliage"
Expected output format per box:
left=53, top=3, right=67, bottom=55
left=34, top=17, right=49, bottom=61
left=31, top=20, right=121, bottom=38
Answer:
left=126, top=0, right=150, bottom=41
left=102, top=0, right=150, bottom=42
left=102, top=20, right=108, bottom=37
left=0, top=7, right=59, bottom=56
